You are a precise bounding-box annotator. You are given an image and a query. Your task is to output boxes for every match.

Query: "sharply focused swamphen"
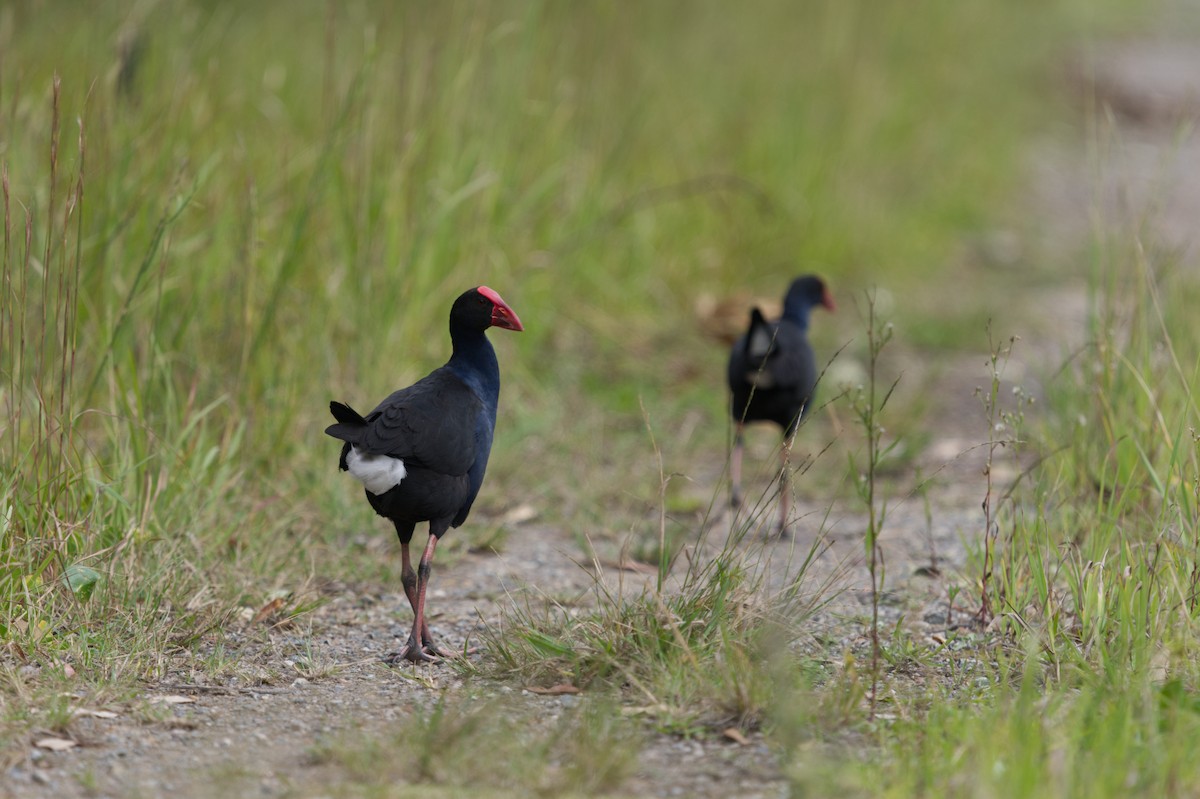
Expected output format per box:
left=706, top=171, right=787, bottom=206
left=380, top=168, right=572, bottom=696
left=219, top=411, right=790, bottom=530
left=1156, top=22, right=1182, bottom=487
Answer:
left=325, top=286, right=523, bottom=663
left=727, top=275, right=834, bottom=534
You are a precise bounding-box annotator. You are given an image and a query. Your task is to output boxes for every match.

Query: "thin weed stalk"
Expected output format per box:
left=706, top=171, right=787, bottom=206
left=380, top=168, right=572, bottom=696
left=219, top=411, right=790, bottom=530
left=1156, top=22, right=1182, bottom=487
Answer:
left=1, top=75, right=84, bottom=551
left=847, top=289, right=897, bottom=719
left=976, top=327, right=1005, bottom=623
left=976, top=327, right=1031, bottom=625
left=639, top=398, right=674, bottom=594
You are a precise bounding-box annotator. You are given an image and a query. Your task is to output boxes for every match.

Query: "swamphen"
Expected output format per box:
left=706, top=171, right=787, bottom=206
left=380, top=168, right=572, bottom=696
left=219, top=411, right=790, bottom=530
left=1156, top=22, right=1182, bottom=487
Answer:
left=727, top=275, right=834, bottom=534
left=325, top=286, right=523, bottom=663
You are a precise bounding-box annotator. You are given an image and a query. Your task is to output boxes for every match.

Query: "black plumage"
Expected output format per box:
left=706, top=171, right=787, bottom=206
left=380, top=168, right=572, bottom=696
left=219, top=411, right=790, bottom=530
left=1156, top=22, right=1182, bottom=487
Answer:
left=326, top=286, right=522, bottom=663
left=727, top=275, right=834, bottom=534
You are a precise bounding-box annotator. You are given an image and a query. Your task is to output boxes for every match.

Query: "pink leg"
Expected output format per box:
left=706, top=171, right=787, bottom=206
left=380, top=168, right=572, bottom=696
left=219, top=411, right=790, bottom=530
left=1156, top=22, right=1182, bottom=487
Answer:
left=389, top=535, right=456, bottom=664
left=400, top=540, right=418, bottom=615
left=398, top=541, right=438, bottom=651
left=778, top=437, right=792, bottom=537
left=409, top=535, right=439, bottom=661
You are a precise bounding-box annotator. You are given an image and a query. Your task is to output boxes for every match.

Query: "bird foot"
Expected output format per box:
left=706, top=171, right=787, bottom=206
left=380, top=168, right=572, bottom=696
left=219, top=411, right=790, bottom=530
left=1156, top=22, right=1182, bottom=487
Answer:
left=730, top=490, right=743, bottom=509
left=383, top=646, right=441, bottom=665
left=383, top=636, right=478, bottom=665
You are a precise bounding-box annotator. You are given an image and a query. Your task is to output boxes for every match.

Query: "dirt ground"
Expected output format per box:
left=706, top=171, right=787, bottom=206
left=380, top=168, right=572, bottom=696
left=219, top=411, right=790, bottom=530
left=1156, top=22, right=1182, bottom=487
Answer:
left=8, top=19, right=1200, bottom=799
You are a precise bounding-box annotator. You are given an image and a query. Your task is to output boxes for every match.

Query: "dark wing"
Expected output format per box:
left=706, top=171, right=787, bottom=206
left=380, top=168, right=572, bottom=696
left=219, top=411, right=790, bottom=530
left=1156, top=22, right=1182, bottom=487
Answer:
left=731, top=309, right=816, bottom=390
left=762, top=320, right=817, bottom=390
left=359, top=368, right=482, bottom=477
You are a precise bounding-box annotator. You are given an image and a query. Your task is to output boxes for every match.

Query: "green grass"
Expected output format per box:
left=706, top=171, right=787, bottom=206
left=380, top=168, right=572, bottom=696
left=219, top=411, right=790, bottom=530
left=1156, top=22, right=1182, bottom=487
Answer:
left=4, top=0, right=1190, bottom=795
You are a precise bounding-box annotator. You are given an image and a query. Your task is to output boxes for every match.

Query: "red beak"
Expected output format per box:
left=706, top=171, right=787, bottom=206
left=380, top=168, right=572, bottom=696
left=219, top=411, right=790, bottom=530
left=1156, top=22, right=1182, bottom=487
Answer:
left=822, top=287, right=836, bottom=312
left=478, top=286, right=524, bottom=332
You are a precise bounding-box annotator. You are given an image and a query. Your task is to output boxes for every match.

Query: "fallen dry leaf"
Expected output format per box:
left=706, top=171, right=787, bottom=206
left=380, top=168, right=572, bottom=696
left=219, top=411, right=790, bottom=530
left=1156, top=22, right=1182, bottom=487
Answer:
left=34, top=737, right=77, bottom=752
left=601, top=558, right=659, bottom=575
left=525, top=683, right=581, bottom=696
left=694, top=291, right=782, bottom=345
left=7, top=639, right=28, bottom=663
left=722, top=727, right=750, bottom=745
left=502, top=503, right=538, bottom=525
left=72, top=708, right=119, bottom=719
left=252, top=597, right=287, bottom=624
left=149, top=695, right=196, bottom=705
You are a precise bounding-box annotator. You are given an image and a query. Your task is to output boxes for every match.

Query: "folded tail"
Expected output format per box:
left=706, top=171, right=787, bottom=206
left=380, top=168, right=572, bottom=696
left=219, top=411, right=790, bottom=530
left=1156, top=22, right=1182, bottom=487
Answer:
left=325, top=400, right=367, bottom=442
left=742, top=309, right=780, bottom=388
left=744, top=308, right=776, bottom=362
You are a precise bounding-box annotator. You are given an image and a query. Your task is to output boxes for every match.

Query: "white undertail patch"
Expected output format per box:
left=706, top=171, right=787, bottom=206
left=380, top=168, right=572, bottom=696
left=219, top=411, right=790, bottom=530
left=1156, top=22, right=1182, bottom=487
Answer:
left=346, top=446, right=407, bottom=495
left=748, top=325, right=773, bottom=360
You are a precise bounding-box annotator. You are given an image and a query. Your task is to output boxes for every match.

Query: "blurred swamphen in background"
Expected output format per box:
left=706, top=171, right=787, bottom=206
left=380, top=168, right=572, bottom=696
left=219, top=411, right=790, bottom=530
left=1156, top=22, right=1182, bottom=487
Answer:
left=326, top=286, right=523, bottom=663
left=727, top=275, right=834, bottom=535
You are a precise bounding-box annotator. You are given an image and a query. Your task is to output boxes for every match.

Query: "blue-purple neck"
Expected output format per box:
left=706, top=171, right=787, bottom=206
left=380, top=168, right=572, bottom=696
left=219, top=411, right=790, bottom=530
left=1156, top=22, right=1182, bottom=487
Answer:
left=447, top=327, right=501, bottom=408
left=781, top=298, right=817, bottom=332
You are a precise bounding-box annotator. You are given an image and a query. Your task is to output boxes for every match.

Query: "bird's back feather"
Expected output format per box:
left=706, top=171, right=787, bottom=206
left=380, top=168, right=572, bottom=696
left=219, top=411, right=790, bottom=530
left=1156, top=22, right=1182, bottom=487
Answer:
left=728, top=314, right=819, bottom=433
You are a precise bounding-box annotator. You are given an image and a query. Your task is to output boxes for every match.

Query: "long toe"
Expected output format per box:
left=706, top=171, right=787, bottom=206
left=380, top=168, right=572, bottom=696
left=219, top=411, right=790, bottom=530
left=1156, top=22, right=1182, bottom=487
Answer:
left=419, top=628, right=478, bottom=659
left=424, top=641, right=479, bottom=659
left=383, top=646, right=442, bottom=665
left=383, top=635, right=443, bottom=665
